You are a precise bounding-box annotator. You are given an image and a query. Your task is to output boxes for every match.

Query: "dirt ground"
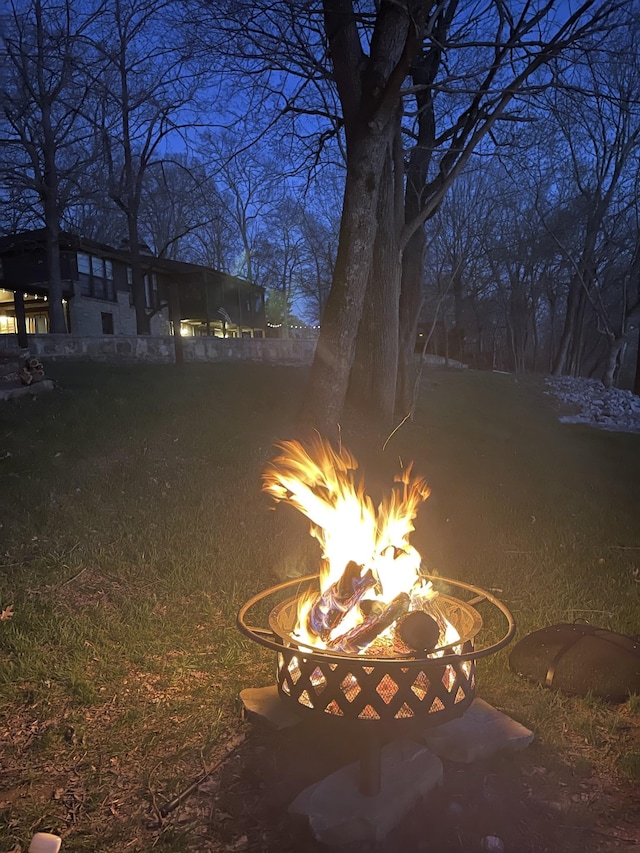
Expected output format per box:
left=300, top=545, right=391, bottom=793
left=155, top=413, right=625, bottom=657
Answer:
left=164, top=710, right=640, bottom=853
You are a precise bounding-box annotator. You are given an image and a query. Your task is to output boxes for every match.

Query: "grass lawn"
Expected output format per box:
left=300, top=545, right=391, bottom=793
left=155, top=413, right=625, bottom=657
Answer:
left=1, top=362, right=639, bottom=852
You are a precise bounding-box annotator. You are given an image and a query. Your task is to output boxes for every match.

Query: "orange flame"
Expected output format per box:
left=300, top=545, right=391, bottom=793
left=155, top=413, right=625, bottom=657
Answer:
left=263, top=437, right=437, bottom=650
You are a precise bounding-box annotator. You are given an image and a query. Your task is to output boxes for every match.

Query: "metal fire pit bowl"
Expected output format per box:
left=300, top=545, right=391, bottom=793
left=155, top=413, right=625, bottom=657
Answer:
left=238, top=573, right=515, bottom=735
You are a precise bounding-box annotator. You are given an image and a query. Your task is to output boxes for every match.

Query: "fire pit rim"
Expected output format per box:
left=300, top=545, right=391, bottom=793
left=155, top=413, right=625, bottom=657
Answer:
left=268, top=590, right=483, bottom=655
left=237, top=572, right=516, bottom=665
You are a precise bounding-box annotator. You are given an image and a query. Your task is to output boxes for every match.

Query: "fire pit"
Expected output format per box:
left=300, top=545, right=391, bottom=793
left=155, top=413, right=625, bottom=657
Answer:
left=239, top=573, right=514, bottom=725
left=237, top=438, right=516, bottom=796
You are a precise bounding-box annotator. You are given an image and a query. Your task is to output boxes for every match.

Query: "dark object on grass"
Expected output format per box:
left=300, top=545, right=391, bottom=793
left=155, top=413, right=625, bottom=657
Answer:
left=396, top=610, right=441, bottom=653
left=19, top=357, right=45, bottom=385
left=509, top=623, right=640, bottom=702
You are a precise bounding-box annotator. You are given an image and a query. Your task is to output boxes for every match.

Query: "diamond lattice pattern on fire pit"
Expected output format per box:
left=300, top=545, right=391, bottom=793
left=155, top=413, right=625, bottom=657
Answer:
left=277, top=647, right=476, bottom=722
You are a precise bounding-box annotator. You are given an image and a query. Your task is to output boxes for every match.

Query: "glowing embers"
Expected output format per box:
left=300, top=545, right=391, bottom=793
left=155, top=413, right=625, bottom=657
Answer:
left=310, top=666, right=327, bottom=694
left=288, top=656, right=301, bottom=684
left=375, top=674, right=399, bottom=704
left=340, top=673, right=361, bottom=702
left=454, top=686, right=466, bottom=704
left=298, top=690, right=314, bottom=708
left=358, top=704, right=380, bottom=720
left=410, top=671, right=431, bottom=700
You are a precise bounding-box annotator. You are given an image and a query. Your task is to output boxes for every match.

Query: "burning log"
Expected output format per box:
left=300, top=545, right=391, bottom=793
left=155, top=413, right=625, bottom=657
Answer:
left=328, top=592, right=411, bottom=654
left=395, top=611, right=441, bottom=653
left=307, top=561, right=379, bottom=638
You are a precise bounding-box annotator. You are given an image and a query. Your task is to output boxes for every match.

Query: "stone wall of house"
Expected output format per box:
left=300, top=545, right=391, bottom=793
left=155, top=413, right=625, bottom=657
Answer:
left=68, top=284, right=170, bottom=336
left=4, top=333, right=317, bottom=366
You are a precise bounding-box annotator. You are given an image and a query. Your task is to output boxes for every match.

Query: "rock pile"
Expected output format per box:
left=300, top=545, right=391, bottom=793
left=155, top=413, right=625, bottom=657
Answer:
left=545, top=376, right=640, bottom=434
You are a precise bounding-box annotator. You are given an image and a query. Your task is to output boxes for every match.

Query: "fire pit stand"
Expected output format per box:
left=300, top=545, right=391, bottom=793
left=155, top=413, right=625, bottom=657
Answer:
left=238, top=573, right=515, bottom=796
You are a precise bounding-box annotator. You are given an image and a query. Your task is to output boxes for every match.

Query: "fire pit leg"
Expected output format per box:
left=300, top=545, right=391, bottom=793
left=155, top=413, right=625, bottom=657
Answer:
left=359, top=732, right=381, bottom=797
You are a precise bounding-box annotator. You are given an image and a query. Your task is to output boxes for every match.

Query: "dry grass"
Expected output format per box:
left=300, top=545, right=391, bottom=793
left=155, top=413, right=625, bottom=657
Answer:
left=1, top=362, right=639, bottom=851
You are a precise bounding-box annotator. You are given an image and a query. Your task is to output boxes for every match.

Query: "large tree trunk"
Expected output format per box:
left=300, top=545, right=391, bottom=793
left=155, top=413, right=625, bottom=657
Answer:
left=568, top=286, right=588, bottom=376
left=128, top=222, right=151, bottom=336
left=634, top=326, right=640, bottom=396
left=347, top=152, right=402, bottom=430
left=396, top=227, right=425, bottom=415
left=302, top=0, right=421, bottom=433
left=41, top=84, right=66, bottom=333
left=395, top=4, right=452, bottom=416
left=602, top=336, right=623, bottom=390
left=44, top=218, right=67, bottom=334
left=303, top=132, right=395, bottom=432
left=552, top=275, right=581, bottom=376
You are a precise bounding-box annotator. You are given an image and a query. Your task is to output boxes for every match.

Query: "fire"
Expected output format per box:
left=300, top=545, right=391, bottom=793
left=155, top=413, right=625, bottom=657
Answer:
left=263, top=437, right=456, bottom=656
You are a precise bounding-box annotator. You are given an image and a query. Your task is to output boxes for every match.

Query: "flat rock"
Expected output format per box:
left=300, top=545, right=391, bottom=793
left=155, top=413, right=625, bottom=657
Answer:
left=419, top=698, right=534, bottom=763
left=289, top=739, right=443, bottom=846
left=239, top=685, right=301, bottom=730
left=0, top=379, right=54, bottom=402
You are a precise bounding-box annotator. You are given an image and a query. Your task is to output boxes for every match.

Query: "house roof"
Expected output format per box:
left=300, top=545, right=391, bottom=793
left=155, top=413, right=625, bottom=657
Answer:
left=0, top=229, right=263, bottom=293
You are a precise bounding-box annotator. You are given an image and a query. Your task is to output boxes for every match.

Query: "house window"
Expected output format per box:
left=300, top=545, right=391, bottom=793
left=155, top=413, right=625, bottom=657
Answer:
left=78, top=252, right=91, bottom=296
left=78, top=252, right=115, bottom=301
left=0, top=313, right=16, bottom=333
left=128, top=267, right=157, bottom=309
left=144, top=272, right=158, bottom=309
left=101, top=312, right=114, bottom=334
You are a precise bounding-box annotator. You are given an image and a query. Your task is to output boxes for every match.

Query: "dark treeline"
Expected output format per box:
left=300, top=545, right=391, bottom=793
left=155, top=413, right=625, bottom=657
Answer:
left=2, top=0, right=639, bottom=429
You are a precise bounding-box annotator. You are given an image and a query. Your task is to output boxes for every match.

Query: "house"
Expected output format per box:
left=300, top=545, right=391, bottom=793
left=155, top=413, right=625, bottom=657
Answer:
left=0, top=229, right=266, bottom=343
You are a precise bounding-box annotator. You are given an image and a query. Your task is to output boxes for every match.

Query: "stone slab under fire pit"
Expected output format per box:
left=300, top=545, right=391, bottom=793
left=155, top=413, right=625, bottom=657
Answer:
left=419, top=697, right=534, bottom=763
left=288, top=739, right=443, bottom=847
left=240, top=685, right=302, bottom=730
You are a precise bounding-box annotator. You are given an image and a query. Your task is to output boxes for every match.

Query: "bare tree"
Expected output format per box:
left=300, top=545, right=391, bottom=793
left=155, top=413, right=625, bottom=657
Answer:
left=0, top=0, right=97, bottom=332
left=542, top=32, right=640, bottom=384
left=89, top=0, right=202, bottom=333
left=187, top=0, right=625, bottom=428
left=139, top=157, right=215, bottom=260
left=404, top=2, right=623, bottom=424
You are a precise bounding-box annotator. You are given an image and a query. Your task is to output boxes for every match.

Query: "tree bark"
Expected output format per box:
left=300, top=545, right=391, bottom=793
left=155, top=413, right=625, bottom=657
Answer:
left=302, top=0, right=421, bottom=433
left=552, top=275, right=581, bottom=376
left=38, top=0, right=66, bottom=334
left=44, top=215, right=67, bottom=333
left=127, top=219, right=151, bottom=336
left=602, top=336, right=623, bottom=390
left=396, top=227, right=425, bottom=414
left=634, top=326, right=640, bottom=396
left=347, top=151, right=402, bottom=429
left=303, top=131, right=396, bottom=432
left=395, top=3, right=452, bottom=415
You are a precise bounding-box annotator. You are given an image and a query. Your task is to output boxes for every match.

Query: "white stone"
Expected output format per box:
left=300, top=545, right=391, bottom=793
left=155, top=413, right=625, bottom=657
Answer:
left=289, top=739, right=443, bottom=847
left=29, top=834, right=62, bottom=853
left=419, top=698, right=534, bottom=763
left=481, top=835, right=505, bottom=852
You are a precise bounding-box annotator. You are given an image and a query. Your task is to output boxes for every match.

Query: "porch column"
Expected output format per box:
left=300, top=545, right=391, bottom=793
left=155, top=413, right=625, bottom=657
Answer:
left=169, top=281, right=184, bottom=365
left=13, top=291, right=28, bottom=349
